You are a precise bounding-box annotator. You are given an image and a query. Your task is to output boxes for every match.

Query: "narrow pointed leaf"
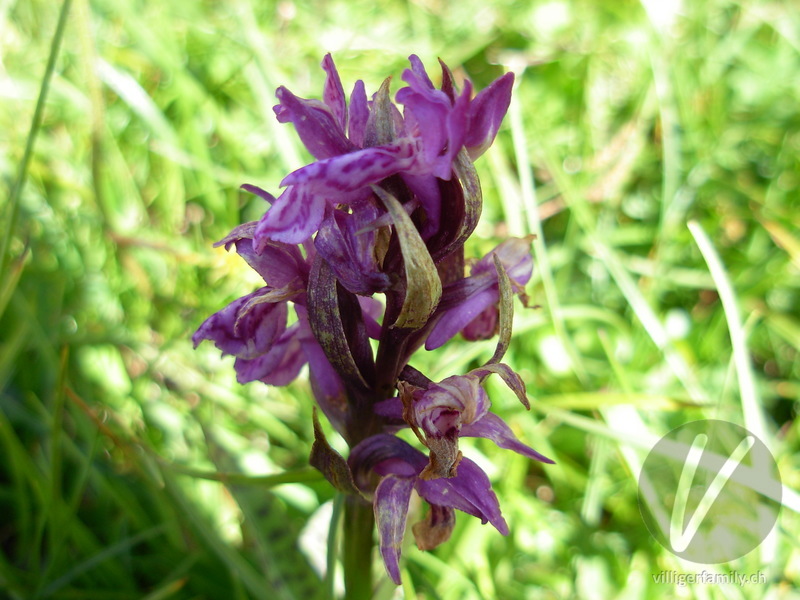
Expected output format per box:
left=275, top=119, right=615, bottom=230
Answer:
left=372, top=185, right=442, bottom=330
left=429, top=148, right=483, bottom=261
left=307, top=255, right=370, bottom=388
left=438, top=58, right=459, bottom=102
left=470, top=363, right=530, bottom=409
left=453, top=148, right=482, bottom=241
left=487, top=253, right=513, bottom=365
left=365, top=77, right=396, bottom=147
left=309, top=408, right=362, bottom=496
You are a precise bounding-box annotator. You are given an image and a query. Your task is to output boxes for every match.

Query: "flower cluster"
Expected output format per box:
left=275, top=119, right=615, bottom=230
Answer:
left=194, top=54, right=553, bottom=585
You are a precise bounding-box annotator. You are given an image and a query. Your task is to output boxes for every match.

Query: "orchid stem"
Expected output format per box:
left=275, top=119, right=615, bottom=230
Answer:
left=342, top=494, right=375, bottom=600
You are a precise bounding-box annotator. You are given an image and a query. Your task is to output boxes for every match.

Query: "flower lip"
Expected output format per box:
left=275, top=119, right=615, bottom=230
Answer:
left=233, top=323, right=306, bottom=385
left=192, top=288, right=288, bottom=359
left=349, top=434, right=509, bottom=534
left=414, top=374, right=489, bottom=437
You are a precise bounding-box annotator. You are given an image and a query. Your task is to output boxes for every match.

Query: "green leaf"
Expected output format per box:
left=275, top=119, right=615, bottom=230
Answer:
left=486, top=253, right=513, bottom=365
left=307, top=255, right=371, bottom=388
left=470, top=363, right=530, bottom=410
left=364, top=77, right=396, bottom=147
left=372, top=185, right=442, bottom=330
left=309, top=409, right=363, bottom=497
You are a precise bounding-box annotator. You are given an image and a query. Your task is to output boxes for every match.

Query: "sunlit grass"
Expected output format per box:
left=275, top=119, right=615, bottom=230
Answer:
left=2, top=0, right=799, bottom=598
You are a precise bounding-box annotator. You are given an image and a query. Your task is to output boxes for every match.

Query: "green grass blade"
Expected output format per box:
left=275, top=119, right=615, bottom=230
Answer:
left=1, top=0, right=72, bottom=285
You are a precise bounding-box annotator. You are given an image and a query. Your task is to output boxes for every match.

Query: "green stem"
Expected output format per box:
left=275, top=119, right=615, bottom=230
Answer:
left=326, top=494, right=344, bottom=599
left=342, top=494, right=375, bottom=600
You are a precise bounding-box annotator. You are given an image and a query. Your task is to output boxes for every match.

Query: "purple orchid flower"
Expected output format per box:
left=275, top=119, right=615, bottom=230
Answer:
left=376, top=369, right=553, bottom=478
left=191, top=220, right=310, bottom=380
left=252, top=54, right=515, bottom=248
left=193, top=54, right=551, bottom=592
left=349, top=433, right=508, bottom=585
left=425, top=236, right=534, bottom=350
left=192, top=224, right=306, bottom=379
left=396, top=57, right=472, bottom=181
left=192, top=287, right=288, bottom=361
left=361, top=366, right=552, bottom=583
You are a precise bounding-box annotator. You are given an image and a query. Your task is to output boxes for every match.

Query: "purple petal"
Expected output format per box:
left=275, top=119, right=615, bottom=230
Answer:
left=461, top=304, right=498, bottom=341
left=376, top=457, right=423, bottom=479
left=374, top=475, right=415, bottom=585
left=358, top=296, right=383, bottom=339
left=233, top=324, right=306, bottom=385
left=397, top=68, right=470, bottom=180
left=348, top=434, right=427, bottom=489
left=348, top=80, right=368, bottom=147
left=254, top=185, right=326, bottom=245
left=461, top=412, right=554, bottom=464
left=415, top=375, right=490, bottom=436
left=280, top=140, right=419, bottom=194
left=424, top=239, right=533, bottom=349
left=435, top=270, right=496, bottom=311
left=415, top=457, right=508, bottom=535
left=192, top=289, right=287, bottom=359
left=425, top=287, right=497, bottom=350
left=407, top=54, right=435, bottom=89
left=304, top=340, right=348, bottom=430
left=441, top=80, right=471, bottom=177
left=321, top=54, right=346, bottom=130
left=229, top=236, right=307, bottom=289
left=273, top=86, right=352, bottom=159
left=464, top=72, right=514, bottom=160
left=401, top=173, right=441, bottom=237
left=314, top=206, right=391, bottom=295
left=240, top=184, right=276, bottom=204
left=472, top=237, right=534, bottom=285
left=396, top=86, right=452, bottom=179
left=214, top=220, right=308, bottom=288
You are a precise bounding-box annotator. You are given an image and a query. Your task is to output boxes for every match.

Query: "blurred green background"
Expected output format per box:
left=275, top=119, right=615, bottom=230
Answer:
left=1, top=0, right=799, bottom=598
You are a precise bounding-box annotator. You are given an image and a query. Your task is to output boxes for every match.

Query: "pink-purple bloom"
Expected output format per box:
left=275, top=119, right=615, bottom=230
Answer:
left=193, top=53, right=552, bottom=587
left=349, top=433, right=509, bottom=584
left=426, top=237, right=534, bottom=350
